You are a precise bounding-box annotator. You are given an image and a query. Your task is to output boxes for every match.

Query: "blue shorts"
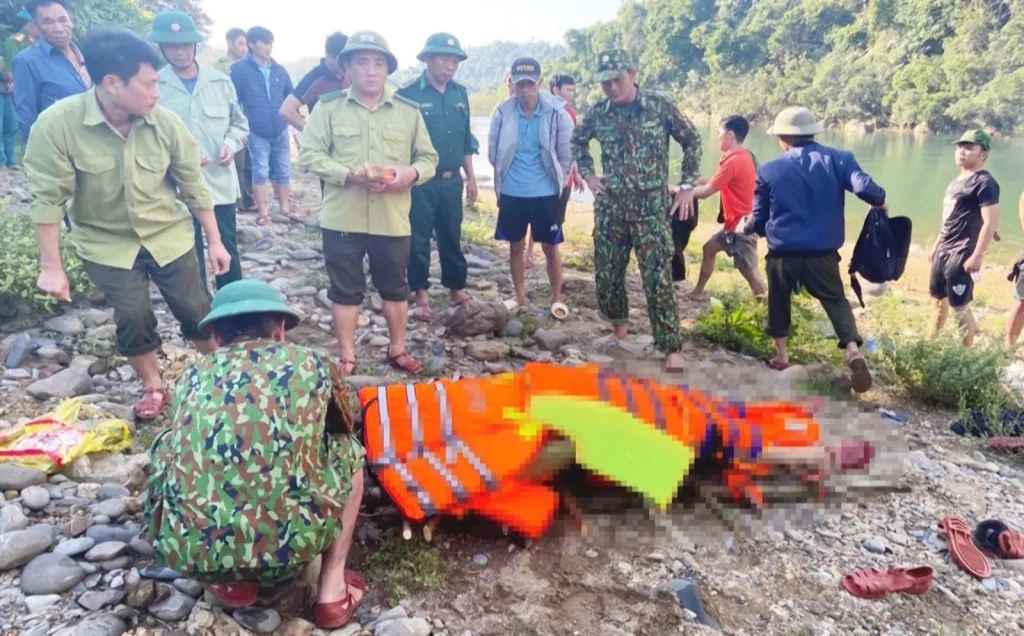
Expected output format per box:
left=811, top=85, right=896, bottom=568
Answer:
left=248, top=130, right=291, bottom=185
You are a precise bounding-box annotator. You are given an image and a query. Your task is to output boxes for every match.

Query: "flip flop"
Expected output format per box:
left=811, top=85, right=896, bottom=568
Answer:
left=134, top=387, right=170, bottom=421
left=550, top=302, right=569, bottom=321
left=985, top=436, right=1024, bottom=454
left=503, top=299, right=523, bottom=315
left=841, top=567, right=934, bottom=599
left=412, top=304, right=435, bottom=322
left=974, top=520, right=1024, bottom=559
left=939, top=515, right=992, bottom=579
left=766, top=358, right=790, bottom=371
left=314, top=571, right=366, bottom=629
left=847, top=355, right=873, bottom=393
left=256, top=215, right=272, bottom=227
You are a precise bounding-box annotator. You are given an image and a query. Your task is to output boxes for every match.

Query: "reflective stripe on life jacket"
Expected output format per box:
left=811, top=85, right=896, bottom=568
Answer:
left=358, top=374, right=545, bottom=524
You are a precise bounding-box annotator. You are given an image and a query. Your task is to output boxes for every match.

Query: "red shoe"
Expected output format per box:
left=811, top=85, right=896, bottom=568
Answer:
left=314, top=571, right=365, bottom=629
left=203, top=582, right=258, bottom=608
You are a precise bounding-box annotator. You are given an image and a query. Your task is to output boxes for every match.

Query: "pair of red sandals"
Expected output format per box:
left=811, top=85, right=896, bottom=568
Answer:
left=841, top=515, right=1024, bottom=598
left=203, top=570, right=364, bottom=629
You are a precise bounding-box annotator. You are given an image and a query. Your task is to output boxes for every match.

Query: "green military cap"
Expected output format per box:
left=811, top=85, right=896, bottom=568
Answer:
left=198, top=280, right=302, bottom=333
left=16, top=8, right=31, bottom=20
left=594, top=48, right=635, bottom=82
left=339, top=31, right=398, bottom=75
left=954, top=129, right=991, bottom=152
left=146, top=10, right=205, bottom=45
left=767, top=106, right=824, bottom=136
left=417, top=32, right=467, bottom=62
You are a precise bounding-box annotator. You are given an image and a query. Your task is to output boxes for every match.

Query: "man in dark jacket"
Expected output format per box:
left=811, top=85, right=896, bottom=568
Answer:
left=230, top=26, right=295, bottom=226
left=750, top=107, right=887, bottom=393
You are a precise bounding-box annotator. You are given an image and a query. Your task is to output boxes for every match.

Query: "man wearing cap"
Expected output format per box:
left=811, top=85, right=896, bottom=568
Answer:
left=397, top=33, right=479, bottom=322
left=926, top=129, right=1000, bottom=347
left=149, top=10, right=249, bottom=298
left=144, top=280, right=367, bottom=628
left=281, top=32, right=349, bottom=134
left=570, top=49, right=701, bottom=371
left=489, top=57, right=574, bottom=319
left=13, top=0, right=91, bottom=144
left=24, top=29, right=232, bottom=421
left=300, top=31, right=438, bottom=376
left=749, top=107, right=886, bottom=392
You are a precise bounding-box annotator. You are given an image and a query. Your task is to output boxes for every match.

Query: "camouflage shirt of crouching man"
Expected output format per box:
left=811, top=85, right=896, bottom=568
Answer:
left=143, top=280, right=365, bottom=584
left=571, top=49, right=702, bottom=356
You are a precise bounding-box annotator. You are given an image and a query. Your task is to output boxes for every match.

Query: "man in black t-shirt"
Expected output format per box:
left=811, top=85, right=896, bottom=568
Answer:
left=926, top=129, right=1001, bottom=347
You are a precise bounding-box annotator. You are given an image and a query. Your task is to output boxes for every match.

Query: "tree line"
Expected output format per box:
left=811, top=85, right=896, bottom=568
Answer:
left=0, top=0, right=210, bottom=41
left=487, top=0, right=1024, bottom=135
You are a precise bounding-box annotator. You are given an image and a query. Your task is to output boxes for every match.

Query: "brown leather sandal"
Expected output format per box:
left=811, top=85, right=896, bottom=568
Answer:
left=314, top=570, right=365, bottom=629
left=387, top=349, right=422, bottom=374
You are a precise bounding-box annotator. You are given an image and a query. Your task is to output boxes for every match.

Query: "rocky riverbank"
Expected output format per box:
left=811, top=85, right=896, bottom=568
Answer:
left=1, top=167, right=1023, bottom=635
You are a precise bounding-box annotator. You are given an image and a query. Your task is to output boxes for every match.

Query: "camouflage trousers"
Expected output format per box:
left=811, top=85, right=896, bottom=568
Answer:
left=593, top=189, right=682, bottom=354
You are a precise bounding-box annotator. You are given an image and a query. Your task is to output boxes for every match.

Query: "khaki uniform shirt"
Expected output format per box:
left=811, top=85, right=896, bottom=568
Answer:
left=24, top=88, right=213, bottom=270
left=157, top=65, right=249, bottom=205
left=299, top=87, right=438, bottom=236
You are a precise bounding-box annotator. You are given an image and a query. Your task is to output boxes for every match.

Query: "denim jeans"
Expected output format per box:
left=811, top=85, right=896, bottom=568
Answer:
left=247, top=129, right=291, bottom=185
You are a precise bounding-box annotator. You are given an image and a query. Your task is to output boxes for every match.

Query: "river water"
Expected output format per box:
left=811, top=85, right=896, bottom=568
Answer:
left=471, top=116, right=1024, bottom=253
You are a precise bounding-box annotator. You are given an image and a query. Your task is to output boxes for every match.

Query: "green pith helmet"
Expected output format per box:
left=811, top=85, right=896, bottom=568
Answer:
left=339, top=31, right=398, bottom=75
left=146, top=10, right=205, bottom=45
left=417, top=32, right=467, bottom=62
left=594, top=48, right=635, bottom=82
left=767, top=106, right=824, bottom=136
left=198, top=280, right=302, bottom=333
left=16, top=8, right=31, bottom=21
left=954, top=129, right=992, bottom=152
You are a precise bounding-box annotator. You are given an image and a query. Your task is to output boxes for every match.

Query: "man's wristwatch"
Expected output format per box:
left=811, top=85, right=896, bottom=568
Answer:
left=679, top=183, right=693, bottom=191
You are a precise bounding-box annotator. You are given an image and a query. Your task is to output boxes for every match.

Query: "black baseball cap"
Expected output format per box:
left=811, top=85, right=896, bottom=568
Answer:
left=510, top=57, right=541, bottom=85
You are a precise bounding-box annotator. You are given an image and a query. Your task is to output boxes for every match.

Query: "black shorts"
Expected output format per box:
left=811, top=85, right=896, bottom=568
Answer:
left=322, top=230, right=411, bottom=305
left=929, top=250, right=974, bottom=307
left=494, top=194, right=563, bottom=245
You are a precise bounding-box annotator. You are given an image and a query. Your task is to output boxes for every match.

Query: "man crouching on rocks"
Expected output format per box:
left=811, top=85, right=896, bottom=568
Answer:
left=24, top=29, right=232, bottom=422
left=143, top=280, right=367, bottom=629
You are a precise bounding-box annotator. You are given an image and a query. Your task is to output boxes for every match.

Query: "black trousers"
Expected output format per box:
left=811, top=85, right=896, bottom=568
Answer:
left=670, top=198, right=699, bottom=282
left=765, top=251, right=862, bottom=348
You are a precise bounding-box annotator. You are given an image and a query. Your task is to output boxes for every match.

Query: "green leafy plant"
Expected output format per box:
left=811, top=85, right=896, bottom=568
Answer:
left=0, top=211, right=93, bottom=319
left=362, top=531, right=443, bottom=605
left=873, top=335, right=1011, bottom=410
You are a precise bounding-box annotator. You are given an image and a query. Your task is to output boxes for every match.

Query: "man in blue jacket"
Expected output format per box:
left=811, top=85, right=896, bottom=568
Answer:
left=230, top=26, right=295, bottom=226
left=750, top=107, right=887, bottom=393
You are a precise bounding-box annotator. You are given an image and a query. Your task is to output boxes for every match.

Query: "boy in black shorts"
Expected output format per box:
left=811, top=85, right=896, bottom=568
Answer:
left=926, top=129, right=1001, bottom=347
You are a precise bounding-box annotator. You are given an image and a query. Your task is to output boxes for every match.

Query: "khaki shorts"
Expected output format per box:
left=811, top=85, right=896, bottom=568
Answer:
left=82, top=248, right=211, bottom=357
left=710, top=229, right=758, bottom=271
left=1015, top=271, right=1024, bottom=301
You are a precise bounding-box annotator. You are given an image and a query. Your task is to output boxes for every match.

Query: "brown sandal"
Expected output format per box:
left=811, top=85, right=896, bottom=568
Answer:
left=314, top=571, right=366, bottom=629
left=387, top=349, right=422, bottom=374
left=134, top=388, right=171, bottom=421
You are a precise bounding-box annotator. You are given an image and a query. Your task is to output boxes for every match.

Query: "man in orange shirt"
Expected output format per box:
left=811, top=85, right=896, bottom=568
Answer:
left=686, top=115, right=766, bottom=301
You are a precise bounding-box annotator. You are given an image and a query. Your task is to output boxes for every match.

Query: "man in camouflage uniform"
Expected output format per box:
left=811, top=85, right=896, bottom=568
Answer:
left=571, top=49, right=702, bottom=370
left=144, top=280, right=367, bottom=628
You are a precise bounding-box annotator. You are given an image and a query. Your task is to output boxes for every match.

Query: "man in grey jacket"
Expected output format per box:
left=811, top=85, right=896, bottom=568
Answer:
left=488, top=58, right=574, bottom=319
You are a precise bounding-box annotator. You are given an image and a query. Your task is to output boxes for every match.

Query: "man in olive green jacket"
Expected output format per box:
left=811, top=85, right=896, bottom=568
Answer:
left=299, top=31, right=438, bottom=376
left=148, top=10, right=249, bottom=296
left=24, top=29, right=230, bottom=422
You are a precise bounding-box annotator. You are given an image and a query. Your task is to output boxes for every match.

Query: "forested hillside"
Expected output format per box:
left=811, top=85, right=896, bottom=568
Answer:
left=479, top=0, right=1024, bottom=134
left=393, top=40, right=566, bottom=89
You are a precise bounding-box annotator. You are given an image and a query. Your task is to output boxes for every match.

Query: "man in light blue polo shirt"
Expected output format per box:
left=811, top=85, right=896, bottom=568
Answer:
left=487, top=57, right=574, bottom=319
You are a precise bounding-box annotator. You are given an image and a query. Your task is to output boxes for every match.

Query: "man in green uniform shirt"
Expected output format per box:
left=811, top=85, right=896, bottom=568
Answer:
left=24, top=29, right=231, bottom=421
left=213, top=27, right=254, bottom=212
left=299, top=31, right=438, bottom=376
left=0, top=9, right=37, bottom=166
left=396, top=32, right=479, bottom=322
left=149, top=10, right=249, bottom=297
left=570, top=49, right=702, bottom=372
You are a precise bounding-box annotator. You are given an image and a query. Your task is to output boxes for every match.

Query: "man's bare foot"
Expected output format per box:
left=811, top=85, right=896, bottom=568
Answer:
left=767, top=356, right=790, bottom=371
left=665, top=352, right=686, bottom=371
left=685, top=290, right=708, bottom=302
left=412, top=303, right=435, bottom=322
left=450, top=290, right=473, bottom=306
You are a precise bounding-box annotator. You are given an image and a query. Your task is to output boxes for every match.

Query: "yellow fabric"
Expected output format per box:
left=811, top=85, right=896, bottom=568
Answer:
left=0, top=398, right=132, bottom=473
left=298, top=87, right=438, bottom=236
left=24, top=88, right=213, bottom=269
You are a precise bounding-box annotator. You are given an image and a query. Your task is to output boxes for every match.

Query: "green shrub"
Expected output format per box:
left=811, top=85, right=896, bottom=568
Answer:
left=872, top=335, right=1011, bottom=410
left=0, top=210, right=92, bottom=318
left=692, top=288, right=842, bottom=365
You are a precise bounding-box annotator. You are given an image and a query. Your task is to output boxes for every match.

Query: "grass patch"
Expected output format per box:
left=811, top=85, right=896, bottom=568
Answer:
left=795, top=377, right=856, bottom=403
left=519, top=313, right=540, bottom=338
left=562, top=250, right=594, bottom=272
left=362, top=531, right=443, bottom=605
left=691, top=288, right=841, bottom=365
left=871, top=334, right=1011, bottom=410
